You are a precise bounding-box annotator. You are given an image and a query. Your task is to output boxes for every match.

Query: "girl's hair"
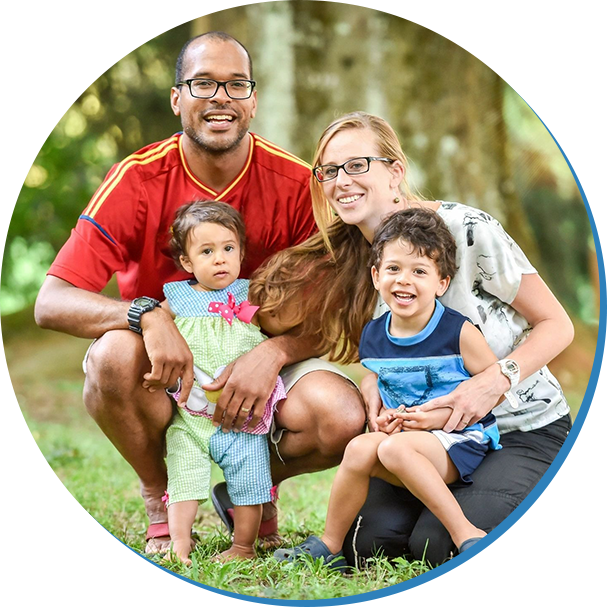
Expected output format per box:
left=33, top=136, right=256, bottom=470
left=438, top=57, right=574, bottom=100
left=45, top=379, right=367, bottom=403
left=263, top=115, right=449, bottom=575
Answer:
left=370, top=208, right=457, bottom=279
left=250, top=112, right=422, bottom=364
left=169, top=200, right=246, bottom=266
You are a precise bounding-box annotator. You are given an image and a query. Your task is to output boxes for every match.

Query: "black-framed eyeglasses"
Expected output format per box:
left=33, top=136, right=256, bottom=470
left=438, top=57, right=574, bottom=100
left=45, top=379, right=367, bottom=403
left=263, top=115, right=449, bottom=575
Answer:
left=313, top=157, right=394, bottom=182
left=175, top=78, right=256, bottom=100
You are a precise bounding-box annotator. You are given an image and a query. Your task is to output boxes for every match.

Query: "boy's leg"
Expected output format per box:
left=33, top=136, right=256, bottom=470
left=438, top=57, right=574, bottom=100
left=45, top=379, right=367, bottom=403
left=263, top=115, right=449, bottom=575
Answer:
left=409, top=415, right=572, bottom=564
left=377, top=432, right=485, bottom=549
left=321, top=433, right=397, bottom=554
left=167, top=500, right=198, bottom=564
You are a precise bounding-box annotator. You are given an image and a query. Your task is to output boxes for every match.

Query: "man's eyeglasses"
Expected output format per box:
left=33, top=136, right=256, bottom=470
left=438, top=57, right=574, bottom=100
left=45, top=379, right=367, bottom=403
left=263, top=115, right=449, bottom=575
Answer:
left=313, top=157, right=394, bottom=182
left=175, top=78, right=256, bottom=100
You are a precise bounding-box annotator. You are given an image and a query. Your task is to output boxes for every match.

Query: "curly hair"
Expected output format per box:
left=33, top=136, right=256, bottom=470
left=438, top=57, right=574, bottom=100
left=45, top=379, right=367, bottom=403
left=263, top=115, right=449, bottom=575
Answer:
left=370, top=208, right=457, bottom=279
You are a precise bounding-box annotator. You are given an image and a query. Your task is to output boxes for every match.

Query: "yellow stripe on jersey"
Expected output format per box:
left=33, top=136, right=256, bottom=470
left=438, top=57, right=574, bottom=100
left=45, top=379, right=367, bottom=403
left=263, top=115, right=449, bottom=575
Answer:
left=85, top=136, right=180, bottom=218
left=177, top=133, right=256, bottom=201
left=253, top=135, right=312, bottom=170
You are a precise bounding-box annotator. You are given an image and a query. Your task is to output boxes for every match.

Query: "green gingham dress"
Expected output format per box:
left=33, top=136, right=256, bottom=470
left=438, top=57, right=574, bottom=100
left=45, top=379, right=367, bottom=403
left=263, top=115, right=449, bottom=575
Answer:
left=163, top=279, right=284, bottom=506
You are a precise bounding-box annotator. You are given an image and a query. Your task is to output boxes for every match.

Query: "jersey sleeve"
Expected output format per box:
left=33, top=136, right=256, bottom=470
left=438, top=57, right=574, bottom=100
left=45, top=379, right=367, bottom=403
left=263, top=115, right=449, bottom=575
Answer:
left=47, top=164, right=145, bottom=292
left=289, top=180, right=317, bottom=244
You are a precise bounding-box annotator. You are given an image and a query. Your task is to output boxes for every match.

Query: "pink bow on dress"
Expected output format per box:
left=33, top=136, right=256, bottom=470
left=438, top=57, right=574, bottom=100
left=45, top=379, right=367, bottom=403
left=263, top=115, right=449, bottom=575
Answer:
left=208, top=292, right=259, bottom=325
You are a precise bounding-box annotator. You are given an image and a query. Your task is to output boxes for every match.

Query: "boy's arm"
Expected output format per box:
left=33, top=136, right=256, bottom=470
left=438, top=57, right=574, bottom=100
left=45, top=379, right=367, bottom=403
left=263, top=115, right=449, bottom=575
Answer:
left=459, top=321, right=499, bottom=376
left=398, top=322, right=497, bottom=433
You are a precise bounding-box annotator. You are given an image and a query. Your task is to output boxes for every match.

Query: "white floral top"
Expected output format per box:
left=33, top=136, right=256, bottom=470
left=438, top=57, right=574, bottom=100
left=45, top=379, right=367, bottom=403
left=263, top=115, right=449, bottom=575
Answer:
left=374, top=202, right=570, bottom=434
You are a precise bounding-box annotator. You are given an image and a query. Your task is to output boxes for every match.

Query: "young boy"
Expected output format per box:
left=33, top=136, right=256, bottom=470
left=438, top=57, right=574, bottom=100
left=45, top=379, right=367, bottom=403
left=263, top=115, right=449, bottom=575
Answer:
left=274, top=208, right=502, bottom=570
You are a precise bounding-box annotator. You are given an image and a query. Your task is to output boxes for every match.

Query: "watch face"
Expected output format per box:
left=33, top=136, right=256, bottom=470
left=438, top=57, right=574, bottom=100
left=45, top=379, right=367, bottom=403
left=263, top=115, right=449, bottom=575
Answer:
left=133, top=297, right=154, bottom=307
left=506, top=360, right=519, bottom=374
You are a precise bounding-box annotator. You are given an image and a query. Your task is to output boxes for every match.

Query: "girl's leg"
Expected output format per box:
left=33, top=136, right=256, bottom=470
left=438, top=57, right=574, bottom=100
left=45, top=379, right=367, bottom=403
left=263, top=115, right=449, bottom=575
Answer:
left=321, top=433, right=402, bottom=554
left=166, top=500, right=198, bottom=564
left=377, top=432, right=485, bottom=549
left=218, top=505, right=262, bottom=560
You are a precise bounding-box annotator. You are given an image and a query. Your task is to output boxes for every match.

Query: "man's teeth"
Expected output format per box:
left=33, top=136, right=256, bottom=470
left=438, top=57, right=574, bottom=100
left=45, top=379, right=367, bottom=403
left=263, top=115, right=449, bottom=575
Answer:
left=338, top=195, right=361, bottom=204
left=207, top=115, right=233, bottom=121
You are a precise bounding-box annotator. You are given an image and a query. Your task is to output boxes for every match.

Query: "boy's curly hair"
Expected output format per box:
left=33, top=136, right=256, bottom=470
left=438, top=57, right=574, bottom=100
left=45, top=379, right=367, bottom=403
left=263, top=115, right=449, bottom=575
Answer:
left=369, top=208, right=457, bottom=279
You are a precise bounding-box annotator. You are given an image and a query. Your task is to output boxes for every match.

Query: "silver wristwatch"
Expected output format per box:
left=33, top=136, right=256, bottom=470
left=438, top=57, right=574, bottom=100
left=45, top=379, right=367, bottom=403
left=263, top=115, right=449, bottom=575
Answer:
left=497, top=358, right=520, bottom=389
left=497, top=358, right=520, bottom=409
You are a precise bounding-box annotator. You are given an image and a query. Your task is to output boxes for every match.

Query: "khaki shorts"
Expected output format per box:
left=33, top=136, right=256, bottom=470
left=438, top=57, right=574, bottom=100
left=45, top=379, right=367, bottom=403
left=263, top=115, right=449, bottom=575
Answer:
left=83, top=342, right=357, bottom=462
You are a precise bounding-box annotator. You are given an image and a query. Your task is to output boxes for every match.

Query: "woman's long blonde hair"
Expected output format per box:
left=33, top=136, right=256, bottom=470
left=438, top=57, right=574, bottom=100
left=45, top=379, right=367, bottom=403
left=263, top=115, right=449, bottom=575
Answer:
left=250, top=112, right=421, bottom=364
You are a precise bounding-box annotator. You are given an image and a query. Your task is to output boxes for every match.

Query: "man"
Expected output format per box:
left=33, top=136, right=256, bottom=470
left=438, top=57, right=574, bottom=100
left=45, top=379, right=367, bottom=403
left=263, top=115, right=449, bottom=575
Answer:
left=35, top=32, right=365, bottom=553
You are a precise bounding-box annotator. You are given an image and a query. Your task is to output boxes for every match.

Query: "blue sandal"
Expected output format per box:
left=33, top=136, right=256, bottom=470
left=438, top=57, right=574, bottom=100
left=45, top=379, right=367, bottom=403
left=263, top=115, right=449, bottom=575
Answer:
left=273, top=535, right=350, bottom=572
left=458, top=536, right=484, bottom=554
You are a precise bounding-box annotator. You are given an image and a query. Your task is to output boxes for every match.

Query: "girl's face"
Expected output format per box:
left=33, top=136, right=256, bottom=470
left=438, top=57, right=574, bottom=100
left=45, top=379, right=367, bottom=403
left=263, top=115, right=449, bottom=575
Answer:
left=179, top=222, right=241, bottom=291
left=319, top=128, right=405, bottom=242
left=372, top=238, right=450, bottom=336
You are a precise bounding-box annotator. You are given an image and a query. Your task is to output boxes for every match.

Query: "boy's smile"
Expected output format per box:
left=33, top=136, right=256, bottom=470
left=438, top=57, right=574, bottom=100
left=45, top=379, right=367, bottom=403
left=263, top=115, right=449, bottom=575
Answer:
left=372, top=238, right=450, bottom=336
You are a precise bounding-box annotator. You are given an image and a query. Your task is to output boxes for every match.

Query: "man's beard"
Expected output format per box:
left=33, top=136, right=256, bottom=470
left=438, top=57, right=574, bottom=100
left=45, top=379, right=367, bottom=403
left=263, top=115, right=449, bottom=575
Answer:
left=183, top=121, right=249, bottom=155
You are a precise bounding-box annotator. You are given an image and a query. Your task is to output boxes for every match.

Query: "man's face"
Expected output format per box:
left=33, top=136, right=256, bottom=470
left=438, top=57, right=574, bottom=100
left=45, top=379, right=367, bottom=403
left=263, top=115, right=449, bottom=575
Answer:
left=171, top=38, right=257, bottom=155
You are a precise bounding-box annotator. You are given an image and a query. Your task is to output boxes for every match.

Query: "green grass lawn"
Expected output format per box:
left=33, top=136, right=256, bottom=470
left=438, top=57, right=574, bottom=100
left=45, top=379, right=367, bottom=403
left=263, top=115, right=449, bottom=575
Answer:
left=5, top=314, right=591, bottom=600
left=7, top=326, right=432, bottom=600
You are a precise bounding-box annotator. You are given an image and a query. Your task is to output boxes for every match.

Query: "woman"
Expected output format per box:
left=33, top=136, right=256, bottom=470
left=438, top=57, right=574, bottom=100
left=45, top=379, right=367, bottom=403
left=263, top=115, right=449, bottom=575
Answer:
left=250, top=112, right=574, bottom=566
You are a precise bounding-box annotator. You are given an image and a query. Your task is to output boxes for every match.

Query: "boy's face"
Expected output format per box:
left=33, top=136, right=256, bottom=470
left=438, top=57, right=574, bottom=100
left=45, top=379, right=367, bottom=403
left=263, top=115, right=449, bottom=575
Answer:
left=179, top=222, right=242, bottom=291
left=372, top=238, right=450, bottom=332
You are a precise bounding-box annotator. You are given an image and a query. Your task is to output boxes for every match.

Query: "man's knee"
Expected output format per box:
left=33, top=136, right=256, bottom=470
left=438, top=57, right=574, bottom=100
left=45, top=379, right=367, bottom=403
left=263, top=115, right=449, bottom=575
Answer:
left=83, top=331, right=148, bottom=403
left=308, top=374, right=366, bottom=454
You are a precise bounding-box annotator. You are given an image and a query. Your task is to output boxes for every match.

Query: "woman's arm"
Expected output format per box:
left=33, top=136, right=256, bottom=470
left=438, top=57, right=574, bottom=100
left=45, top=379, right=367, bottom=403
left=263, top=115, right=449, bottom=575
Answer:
left=415, top=273, right=574, bottom=432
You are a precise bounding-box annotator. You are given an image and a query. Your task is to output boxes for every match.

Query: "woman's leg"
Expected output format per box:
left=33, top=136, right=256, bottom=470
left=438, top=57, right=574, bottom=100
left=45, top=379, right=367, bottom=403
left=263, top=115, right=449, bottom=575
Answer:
left=409, top=416, right=572, bottom=566
left=377, top=432, right=485, bottom=550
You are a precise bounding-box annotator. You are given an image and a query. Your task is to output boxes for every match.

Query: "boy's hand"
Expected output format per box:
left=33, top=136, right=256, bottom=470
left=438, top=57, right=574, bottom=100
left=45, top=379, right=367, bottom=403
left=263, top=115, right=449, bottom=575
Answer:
left=393, top=406, right=454, bottom=431
left=361, top=373, right=383, bottom=431
left=375, top=408, right=404, bottom=435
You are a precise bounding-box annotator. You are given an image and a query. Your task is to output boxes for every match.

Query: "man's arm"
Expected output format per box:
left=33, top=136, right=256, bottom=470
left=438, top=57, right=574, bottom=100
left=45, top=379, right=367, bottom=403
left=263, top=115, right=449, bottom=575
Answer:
left=35, top=275, right=194, bottom=406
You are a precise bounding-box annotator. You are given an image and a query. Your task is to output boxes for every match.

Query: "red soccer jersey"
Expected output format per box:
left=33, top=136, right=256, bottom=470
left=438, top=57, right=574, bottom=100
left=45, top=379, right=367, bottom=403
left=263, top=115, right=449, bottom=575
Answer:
left=48, top=132, right=316, bottom=301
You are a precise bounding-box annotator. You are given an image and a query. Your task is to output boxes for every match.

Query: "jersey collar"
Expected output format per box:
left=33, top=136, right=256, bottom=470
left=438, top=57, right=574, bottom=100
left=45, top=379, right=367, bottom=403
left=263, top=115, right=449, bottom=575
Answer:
left=178, top=132, right=254, bottom=200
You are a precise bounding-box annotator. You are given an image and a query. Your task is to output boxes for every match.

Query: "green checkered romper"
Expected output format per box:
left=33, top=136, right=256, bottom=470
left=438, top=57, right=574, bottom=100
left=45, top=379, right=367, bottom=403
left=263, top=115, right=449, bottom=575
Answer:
left=164, top=279, right=284, bottom=506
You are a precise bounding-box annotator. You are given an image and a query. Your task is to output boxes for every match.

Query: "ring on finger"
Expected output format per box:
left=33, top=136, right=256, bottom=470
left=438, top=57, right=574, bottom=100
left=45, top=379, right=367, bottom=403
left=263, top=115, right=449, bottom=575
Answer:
left=241, top=407, right=251, bottom=413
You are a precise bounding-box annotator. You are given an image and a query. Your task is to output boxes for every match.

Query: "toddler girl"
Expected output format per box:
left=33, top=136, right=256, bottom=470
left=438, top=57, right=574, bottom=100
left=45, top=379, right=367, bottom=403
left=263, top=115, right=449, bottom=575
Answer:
left=161, top=200, right=285, bottom=564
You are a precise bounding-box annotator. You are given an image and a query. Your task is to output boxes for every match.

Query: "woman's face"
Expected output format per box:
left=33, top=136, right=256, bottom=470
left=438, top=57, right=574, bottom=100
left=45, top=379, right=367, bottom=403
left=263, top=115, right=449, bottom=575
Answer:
left=319, top=128, right=404, bottom=241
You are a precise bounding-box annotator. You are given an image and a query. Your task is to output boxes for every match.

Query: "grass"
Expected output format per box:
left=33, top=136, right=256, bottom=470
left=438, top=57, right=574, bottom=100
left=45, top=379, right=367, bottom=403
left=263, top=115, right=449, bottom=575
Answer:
left=7, top=323, right=432, bottom=600
left=4, top=309, right=594, bottom=600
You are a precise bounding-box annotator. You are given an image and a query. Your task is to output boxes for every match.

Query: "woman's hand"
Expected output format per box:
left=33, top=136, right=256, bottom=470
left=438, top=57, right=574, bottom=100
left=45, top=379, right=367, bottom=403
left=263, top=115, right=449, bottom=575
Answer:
left=361, top=373, right=383, bottom=431
left=415, top=364, right=509, bottom=432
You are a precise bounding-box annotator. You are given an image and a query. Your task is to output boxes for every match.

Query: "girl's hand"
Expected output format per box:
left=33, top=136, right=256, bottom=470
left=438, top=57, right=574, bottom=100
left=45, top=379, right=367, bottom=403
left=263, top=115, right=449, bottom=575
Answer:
left=361, top=373, right=383, bottom=432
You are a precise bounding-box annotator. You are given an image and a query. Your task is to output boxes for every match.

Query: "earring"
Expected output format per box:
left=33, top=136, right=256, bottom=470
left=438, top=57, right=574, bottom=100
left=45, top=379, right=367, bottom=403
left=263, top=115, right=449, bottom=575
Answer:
left=393, top=197, right=400, bottom=204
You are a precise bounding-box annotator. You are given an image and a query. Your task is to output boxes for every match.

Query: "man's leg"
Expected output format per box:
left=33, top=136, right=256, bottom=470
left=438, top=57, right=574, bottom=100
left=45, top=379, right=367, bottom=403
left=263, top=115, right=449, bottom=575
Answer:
left=270, top=370, right=367, bottom=482
left=82, top=330, right=173, bottom=551
left=409, top=415, right=572, bottom=566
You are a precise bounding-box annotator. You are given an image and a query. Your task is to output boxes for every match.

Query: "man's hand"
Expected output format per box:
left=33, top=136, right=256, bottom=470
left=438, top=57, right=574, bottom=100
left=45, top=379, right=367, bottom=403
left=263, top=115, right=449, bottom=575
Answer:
left=201, top=340, right=284, bottom=433
left=141, top=308, right=194, bottom=407
left=415, top=364, right=509, bottom=432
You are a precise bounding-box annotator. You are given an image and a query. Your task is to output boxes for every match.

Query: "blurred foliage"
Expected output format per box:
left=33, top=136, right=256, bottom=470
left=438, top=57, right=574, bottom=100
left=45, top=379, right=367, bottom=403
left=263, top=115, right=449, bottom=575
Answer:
left=2, top=2, right=597, bottom=323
